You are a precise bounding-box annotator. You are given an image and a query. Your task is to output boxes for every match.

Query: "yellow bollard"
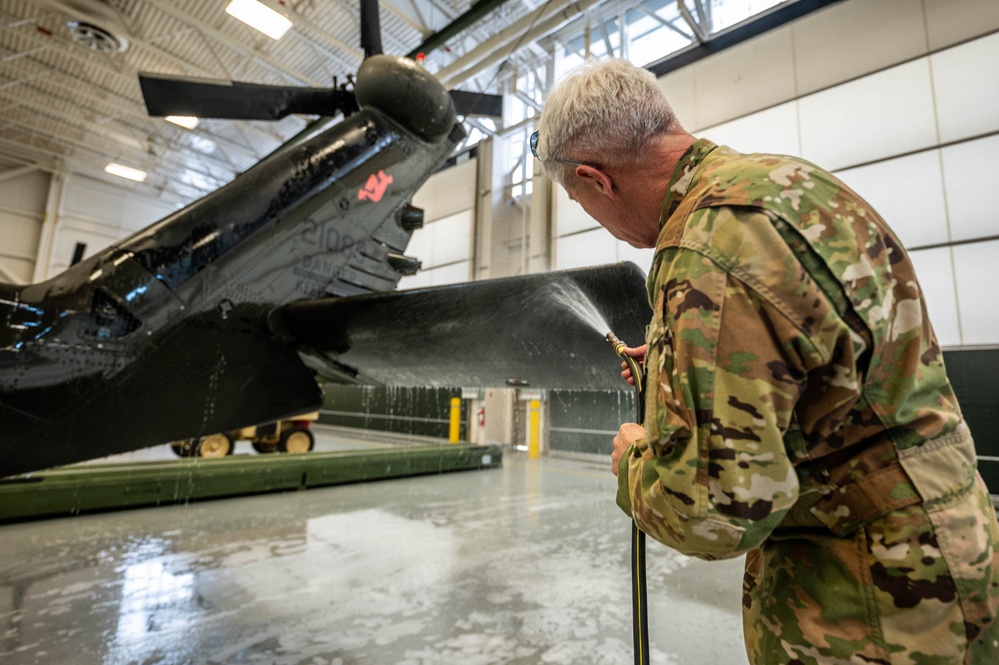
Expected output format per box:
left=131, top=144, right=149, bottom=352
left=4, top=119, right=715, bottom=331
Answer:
left=528, top=399, right=541, bottom=459
left=449, top=396, right=461, bottom=443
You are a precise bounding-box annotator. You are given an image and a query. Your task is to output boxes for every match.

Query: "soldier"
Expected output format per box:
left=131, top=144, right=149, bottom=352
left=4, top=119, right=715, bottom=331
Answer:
left=533, top=58, right=999, bottom=664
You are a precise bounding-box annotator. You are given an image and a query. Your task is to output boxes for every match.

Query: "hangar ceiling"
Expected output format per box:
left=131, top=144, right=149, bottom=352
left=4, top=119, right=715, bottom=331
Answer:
left=0, top=0, right=792, bottom=202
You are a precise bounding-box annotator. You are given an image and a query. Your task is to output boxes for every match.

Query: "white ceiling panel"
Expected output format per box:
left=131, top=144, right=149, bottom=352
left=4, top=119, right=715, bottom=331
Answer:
left=0, top=0, right=539, bottom=203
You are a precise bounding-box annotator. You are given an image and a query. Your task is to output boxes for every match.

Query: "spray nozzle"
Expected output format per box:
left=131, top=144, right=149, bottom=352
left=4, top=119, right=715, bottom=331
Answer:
left=606, top=331, right=628, bottom=358
left=607, top=331, right=644, bottom=406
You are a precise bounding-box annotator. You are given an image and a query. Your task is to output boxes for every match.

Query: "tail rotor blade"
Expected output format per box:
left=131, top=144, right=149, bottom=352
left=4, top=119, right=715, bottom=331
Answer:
left=139, top=74, right=348, bottom=120
left=448, top=89, right=503, bottom=118
left=139, top=0, right=499, bottom=124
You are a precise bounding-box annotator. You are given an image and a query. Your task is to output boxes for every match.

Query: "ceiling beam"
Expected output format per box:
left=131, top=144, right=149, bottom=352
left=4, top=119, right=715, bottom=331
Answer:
left=630, top=2, right=693, bottom=40
left=140, top=0, right=327, bottom=86
left=406, top=0, right=511, bottom=59
left=0, top=57, right=258, bottom=174
left=0, top=164, right=38, bottom=183
left=0, top=106, right=227, bottom=194
left=0, top=131, right=201, bottom=200
left=647, top=0, right=846, bottom=77
left=436, top=0, right=606, bottom=90
left=0, top=10, right=289, bottom=146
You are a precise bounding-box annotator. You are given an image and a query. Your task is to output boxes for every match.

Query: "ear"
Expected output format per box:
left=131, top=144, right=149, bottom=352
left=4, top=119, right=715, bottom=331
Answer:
left=574, top=164, right=615, bottom=198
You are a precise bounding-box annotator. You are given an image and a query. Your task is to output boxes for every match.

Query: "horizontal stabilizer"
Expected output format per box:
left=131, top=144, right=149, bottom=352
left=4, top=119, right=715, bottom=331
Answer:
left=278, top=263, right=651, bottom=391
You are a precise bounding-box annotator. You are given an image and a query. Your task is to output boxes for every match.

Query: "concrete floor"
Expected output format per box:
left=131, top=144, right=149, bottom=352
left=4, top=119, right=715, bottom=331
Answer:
left=0, top=427, right=747, bottom=665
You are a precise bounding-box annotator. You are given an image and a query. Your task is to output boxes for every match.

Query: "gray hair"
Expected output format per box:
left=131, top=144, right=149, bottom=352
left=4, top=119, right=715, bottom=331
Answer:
left=536, top=58, right=681, bottom=186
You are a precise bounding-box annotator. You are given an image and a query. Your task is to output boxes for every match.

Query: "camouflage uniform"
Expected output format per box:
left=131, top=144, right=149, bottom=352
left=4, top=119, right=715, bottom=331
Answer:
left=616, top=139, right=999, bottom=664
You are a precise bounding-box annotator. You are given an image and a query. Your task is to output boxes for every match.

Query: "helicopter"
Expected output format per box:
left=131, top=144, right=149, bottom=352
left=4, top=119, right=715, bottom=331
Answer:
left=0, top=0, right=650, bottom=478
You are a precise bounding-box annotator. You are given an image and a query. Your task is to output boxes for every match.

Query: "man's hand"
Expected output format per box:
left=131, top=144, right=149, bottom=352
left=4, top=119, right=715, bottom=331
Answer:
left=612, top=422, right=645, bottom=476
left=619, top=344, right=647, bottom=386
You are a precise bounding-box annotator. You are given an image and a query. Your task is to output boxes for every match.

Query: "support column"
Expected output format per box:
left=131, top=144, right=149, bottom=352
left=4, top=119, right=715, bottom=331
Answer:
left=448, top=396, right=462, bottom=443
left=528, top=399, right=541, bottom=459
left=473, top=137, right=494, bottom=281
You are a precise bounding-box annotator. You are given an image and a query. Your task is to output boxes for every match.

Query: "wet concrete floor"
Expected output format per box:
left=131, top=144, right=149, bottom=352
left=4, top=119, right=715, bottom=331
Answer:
left=0, top=427, right=746, bottom=664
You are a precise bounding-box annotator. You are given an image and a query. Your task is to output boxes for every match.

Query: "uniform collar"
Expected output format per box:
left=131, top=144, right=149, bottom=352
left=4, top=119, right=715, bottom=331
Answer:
left=659, top=138, right=718, bottom=227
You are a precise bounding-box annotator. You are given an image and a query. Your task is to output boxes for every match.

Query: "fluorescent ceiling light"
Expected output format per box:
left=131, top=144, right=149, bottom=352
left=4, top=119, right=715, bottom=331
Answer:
left=225, top=0, right=293, bottom=40
left=105, top=162, right=148, bottom=182
left=165, top=115, right=200, bottom=130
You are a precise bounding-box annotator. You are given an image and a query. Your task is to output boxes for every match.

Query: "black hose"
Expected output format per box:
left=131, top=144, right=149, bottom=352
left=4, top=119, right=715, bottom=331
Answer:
left=607, top=333, right=650, bottom=664
left=632, top=521, right=650, bottom=664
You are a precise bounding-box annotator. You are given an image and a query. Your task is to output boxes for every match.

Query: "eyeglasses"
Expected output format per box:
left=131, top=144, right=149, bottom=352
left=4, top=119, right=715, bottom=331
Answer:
left=530, top=130, right=588, bottom=167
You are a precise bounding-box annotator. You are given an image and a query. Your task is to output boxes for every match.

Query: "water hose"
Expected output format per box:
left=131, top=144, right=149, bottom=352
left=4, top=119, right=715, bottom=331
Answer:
left=606, top=332, right=650, bottom=665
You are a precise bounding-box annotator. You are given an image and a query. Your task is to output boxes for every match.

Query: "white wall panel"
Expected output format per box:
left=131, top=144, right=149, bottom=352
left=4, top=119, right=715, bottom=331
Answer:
left=0, top=196, right=38, bottom=283
left=58, top=217, right=122, bottom=240
left=0, top=170, right=48, bottom=212
left=38, top=174, right=188, bottom=278
left=665, top=0, right=998, bottom=133
left=952, top=240, right=999, bottom=346
left=397, top=271, right=430, bottom=290
left=63, top=177, right=125, bottom=223
left=426, top=210, right=473, bottom=268
left=0, top=171, right=49, bottom=283
left=798, top=59, right=937, bottom=171
left=553, top=186, right=600, bottom=236
left=0, top=210, right=42, bottom=260
left=657, top=67, right=696, bottom=130
left=693, top=25, right=796, bottom=129
left=58, top=175, right=175, bottom=246
left=398, top=263, right=472, bottom=290
left=940, top=135, right=999, bottom=243
left=412, top=261, right=471, bottom=288
left=411, top=159, right=477, bottom=222
left=791, top=0, right=928, bottom=96
left=49, top=219, right=120, bottom=274
left=908, top=247, right=961, bottom=347
left=835, top=150, right=949, bottom=249
left=404, top=162, right=475, bottom=289
left=121, top=197, right=178, bottom=234
left=700, top=102, right=801, bottom=156
left=405, top=212, right=472, bottom=269
left=405, top=225, right=432, bottom=268
left=555, top=229, right=616, bottom=271
left=617, top=243, right=655, bottom=276
left=0, top=257, right=33, bottom=284
left=931, top=33, right=999, bottom=144
left=924, top=0, right=999, bottom=50
left=553, top=188, right=652, bottom=274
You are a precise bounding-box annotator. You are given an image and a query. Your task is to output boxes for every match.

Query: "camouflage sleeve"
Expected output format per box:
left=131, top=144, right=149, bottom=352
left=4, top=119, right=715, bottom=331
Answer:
left=617, top=211, right=828, bottom=560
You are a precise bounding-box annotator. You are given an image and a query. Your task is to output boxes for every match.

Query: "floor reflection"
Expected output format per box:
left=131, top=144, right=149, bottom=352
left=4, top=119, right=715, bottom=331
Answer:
left=0, top=427, right=747, bottom=664
left=116, top=558, right=195, bottom=647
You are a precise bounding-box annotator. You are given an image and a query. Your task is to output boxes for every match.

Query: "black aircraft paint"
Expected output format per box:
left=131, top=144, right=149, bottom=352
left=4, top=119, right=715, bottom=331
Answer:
left=0, top=56, right=651, bottom=479
left=0, top=56, right=457, bottom=477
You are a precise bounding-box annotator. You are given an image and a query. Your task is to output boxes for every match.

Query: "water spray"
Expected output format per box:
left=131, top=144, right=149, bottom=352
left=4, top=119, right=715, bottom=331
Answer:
left=606, top=331, right=650, bottom=665
left=549, top=280, right=651, bottom=663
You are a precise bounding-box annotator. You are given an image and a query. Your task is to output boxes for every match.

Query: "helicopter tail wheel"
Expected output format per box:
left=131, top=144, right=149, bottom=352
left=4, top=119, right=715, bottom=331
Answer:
left=197, top=432, right=235, bottom=458
left=279, top=427, right=315, bottom=454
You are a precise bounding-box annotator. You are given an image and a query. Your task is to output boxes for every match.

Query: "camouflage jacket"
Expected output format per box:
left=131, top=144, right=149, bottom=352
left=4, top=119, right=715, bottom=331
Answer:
left=616, top=139, right=976, bottom=558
